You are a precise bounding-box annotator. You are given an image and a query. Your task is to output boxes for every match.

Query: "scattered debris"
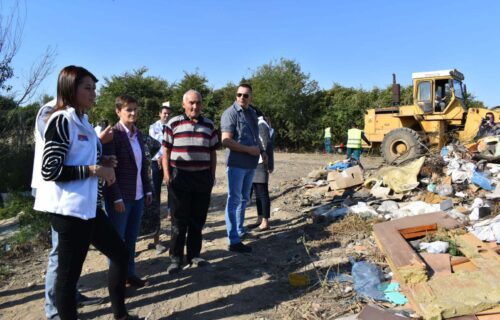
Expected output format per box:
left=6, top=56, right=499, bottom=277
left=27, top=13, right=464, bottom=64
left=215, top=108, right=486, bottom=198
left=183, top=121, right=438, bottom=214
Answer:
left=328, top=165, right=364, bottom=190
left=297, top=138, right=500, bottom=319
left=365, top=156, right=425, bottom=193
left=350, top=258, right=387, bottom=301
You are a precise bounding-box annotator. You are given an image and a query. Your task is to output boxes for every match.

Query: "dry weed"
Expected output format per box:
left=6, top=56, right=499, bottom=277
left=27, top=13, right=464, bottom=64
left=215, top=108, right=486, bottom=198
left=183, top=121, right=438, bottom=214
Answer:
left=330, top=214, right=376, bottom=243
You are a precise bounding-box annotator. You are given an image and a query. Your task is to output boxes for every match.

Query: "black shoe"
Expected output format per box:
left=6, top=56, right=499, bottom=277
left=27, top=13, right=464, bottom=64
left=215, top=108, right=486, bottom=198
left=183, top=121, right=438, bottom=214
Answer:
left=76, top=293, right=104, bottom=307
left=167, top=258, right=181, bottom=274
left=126, top=276, right=149, bottom=288
left=229, top=242, right=252, bottom=253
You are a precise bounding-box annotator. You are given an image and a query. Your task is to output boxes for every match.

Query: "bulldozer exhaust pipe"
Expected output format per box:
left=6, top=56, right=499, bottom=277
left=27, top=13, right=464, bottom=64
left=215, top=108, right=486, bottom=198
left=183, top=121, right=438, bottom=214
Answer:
left=392, top=73, right=401, bottom=106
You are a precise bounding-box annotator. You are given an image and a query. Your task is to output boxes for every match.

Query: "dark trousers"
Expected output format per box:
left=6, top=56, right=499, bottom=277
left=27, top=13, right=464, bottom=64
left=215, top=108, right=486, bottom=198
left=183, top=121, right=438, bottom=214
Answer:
left=150, top=160, right=163, bottom=230
left=169, top=169, right=213, bottom=263
left=51, top=208, right=128, bottom=320
left=253, top=183, right=270, bottom=219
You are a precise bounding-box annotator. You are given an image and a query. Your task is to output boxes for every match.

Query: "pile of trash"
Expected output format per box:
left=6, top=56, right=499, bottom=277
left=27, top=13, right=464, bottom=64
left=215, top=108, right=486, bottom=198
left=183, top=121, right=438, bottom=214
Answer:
left=298, top=140, right=500, bottom=319
left=303, top=145, right=499, bottom=232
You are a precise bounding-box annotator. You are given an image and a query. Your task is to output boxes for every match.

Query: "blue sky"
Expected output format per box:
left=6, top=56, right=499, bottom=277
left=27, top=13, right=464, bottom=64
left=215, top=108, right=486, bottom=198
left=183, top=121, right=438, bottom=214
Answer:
left=4, top=0, right=500, bottom=106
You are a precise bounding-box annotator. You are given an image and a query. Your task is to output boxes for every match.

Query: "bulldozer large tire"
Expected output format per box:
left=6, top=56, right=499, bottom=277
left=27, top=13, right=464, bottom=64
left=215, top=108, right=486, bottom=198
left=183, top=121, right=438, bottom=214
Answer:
left=381, top=128, right=424, bottom=164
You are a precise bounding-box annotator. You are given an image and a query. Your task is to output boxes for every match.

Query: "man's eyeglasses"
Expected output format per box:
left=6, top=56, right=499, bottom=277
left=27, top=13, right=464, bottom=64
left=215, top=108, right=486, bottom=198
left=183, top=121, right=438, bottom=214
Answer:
left=237, top=93, right=250, bottom=99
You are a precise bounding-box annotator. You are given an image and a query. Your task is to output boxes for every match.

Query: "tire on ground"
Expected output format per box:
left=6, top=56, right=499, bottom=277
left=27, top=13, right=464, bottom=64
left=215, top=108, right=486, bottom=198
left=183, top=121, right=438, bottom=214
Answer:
left=381, top=128, right=424, bottom=164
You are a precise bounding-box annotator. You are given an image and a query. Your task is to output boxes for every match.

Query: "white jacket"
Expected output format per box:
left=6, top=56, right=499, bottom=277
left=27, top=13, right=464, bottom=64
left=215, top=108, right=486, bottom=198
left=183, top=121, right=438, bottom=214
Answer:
left=31, top=99, right=56, bottom=196
left=34, top=107, right=100, bottom=220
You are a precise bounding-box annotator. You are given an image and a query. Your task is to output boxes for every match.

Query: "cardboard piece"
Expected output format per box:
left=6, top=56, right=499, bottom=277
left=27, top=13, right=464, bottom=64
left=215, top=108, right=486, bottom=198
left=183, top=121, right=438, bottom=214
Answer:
left=328, top=165, right=363, bottom=190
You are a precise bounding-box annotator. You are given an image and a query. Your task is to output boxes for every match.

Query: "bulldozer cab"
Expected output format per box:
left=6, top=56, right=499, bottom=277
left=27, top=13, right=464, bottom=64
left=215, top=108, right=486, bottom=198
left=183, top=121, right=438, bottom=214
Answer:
left=413, top=69, right=465, bottom=114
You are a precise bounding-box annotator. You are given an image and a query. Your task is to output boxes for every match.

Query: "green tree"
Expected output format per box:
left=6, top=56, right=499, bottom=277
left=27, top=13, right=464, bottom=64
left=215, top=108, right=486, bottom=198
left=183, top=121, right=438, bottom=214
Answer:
left=169, top=71, right=213, bottom=118
left=0, top=96, right=38, bottom=191
left=92, top=67, right=171, bottom=132
left=39, top=94, right=54, bottom=105
left=249, top=58, right=320, bottom=150
left=464, top=92, right=486, bottom=109
left=319, top=84, right=414, bottom=146
left=211, top=82, right=238, bottom=128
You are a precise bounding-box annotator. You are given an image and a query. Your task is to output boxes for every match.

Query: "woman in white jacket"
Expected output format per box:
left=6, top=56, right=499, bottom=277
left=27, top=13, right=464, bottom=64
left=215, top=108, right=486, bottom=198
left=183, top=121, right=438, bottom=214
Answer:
left=34, top=65, right=138, bottom=320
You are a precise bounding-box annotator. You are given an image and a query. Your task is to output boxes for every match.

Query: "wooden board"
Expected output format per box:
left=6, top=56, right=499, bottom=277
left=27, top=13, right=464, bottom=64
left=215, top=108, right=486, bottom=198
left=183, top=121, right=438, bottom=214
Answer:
left=421, top=253, right=452, bottom=277
left=400, top=224, right=438, bottom=239
left=358, top=304, right=410, bottom=320
left=373, top=212, right=500, bottom=319
left=373, top=212, right=461, bottom=284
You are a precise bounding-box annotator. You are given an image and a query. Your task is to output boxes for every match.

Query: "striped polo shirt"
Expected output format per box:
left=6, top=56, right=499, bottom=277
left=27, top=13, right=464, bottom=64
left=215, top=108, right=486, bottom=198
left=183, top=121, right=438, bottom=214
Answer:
left=163, top=113, right=219, bottom=171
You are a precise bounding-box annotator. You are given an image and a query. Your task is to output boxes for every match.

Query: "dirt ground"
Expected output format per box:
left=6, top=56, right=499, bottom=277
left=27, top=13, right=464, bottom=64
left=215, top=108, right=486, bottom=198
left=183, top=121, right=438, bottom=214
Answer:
left=0, top=151, right=384, bottom=320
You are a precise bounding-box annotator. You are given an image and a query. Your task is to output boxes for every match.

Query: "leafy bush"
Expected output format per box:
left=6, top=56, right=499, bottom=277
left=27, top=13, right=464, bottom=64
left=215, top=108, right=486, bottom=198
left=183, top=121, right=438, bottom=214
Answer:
left=0, top=144, right=35, bottom=192
left=0, top=192, right=32, bottom=219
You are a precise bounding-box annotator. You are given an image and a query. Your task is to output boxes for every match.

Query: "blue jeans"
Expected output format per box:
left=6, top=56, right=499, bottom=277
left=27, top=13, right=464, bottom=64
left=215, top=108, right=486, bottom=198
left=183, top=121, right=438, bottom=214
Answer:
left=105, top=198, right=144, bottom=277
left=347, top=148, right=362, bottom=161
left=324, top=138, right=332, bottom=153
left=45, top=227, right=59, bottom=319
left=225, top=166, right=256, bottom=245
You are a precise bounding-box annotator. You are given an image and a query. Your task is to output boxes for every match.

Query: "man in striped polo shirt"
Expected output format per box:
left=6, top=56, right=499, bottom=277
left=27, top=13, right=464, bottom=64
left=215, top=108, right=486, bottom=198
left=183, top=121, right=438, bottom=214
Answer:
left=162, top=90, right=219, bottom=274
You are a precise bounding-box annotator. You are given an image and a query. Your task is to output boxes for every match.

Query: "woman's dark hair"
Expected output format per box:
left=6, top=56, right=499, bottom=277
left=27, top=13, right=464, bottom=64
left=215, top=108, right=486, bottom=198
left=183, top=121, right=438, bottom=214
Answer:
left=50, top=65, right=98, bottom=117
left=115, top=94, right=138, bottom=111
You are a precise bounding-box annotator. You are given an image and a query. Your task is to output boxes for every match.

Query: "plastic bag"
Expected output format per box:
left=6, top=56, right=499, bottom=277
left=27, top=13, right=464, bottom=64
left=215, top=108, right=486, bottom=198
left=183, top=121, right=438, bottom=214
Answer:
left=419, top=241, right=449, bottom=254
left=322, top=207, right=348, bottom=220
left=350, top=258, right=387, bottom=301
left=436, top=184, right=453, bottom=197
left=348, top=202, right=379, bottom=218
left=469, top=198, right=490, bottom=221
left=472, top=171, right=494, bottom=191
left=326, top=161, right=351, bottom=171
left=377, top=200, right=399, bottom=213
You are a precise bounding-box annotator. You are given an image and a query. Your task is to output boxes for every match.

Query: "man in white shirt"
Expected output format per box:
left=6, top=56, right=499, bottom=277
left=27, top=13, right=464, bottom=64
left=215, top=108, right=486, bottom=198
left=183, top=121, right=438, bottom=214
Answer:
left=147, top=101, right=172, bottom=253
left=94, top=119, right=109, bottom=135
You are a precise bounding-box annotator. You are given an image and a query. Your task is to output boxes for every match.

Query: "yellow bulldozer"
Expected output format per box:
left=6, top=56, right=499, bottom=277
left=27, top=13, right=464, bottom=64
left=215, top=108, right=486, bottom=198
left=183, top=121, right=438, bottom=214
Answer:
left=364, top=69, right=500, bottom=163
